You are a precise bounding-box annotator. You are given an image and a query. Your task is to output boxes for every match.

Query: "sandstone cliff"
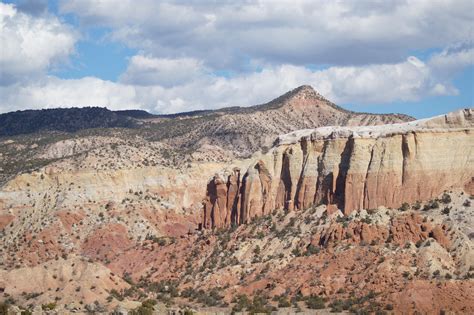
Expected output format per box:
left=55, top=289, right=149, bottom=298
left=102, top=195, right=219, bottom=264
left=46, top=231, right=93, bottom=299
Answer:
left=203, top=109, right=473, bottom=228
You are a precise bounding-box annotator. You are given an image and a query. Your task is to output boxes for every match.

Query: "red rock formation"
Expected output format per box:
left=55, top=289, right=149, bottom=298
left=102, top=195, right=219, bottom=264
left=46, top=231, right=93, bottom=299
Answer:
left=314, top=213, right=450, bottom=248
left=203, top=168, right=242, bottom=229
left=203, top=109, right=473, bottom=229
left=316, top=221, right=389, bottom=247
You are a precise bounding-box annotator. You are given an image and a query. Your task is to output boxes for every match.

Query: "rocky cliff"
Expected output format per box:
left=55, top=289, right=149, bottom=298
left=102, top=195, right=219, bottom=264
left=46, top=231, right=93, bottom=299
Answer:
left=203, top=109, right=473, bottom=229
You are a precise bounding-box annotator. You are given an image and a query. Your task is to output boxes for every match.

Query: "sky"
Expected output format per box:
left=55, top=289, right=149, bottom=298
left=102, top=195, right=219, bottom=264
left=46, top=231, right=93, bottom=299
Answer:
left=0, top=0, right=473, bottom=118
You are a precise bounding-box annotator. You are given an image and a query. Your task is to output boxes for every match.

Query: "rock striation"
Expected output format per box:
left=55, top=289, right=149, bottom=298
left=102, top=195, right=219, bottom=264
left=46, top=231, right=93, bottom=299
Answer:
left=203, top=109, right=474, bottom=229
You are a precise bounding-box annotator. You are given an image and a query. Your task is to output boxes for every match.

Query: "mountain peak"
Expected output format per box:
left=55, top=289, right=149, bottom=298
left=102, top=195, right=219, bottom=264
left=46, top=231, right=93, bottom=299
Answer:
left=286, top=85, right=321, bottom=99
left=293, top=84, right=317, bottom=93
left=254, top=85, right=327, bottom=112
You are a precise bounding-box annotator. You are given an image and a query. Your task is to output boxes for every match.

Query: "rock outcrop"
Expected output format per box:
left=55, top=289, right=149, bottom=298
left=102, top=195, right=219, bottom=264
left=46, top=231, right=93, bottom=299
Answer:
left=315, top=213, right=450, bottom=248
left=203, top=109, right=473, bottom=229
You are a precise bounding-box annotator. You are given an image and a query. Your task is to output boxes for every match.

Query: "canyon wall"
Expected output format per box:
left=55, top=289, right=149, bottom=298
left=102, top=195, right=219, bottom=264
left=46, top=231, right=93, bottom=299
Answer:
left=203, top=109, right=474, bottom=229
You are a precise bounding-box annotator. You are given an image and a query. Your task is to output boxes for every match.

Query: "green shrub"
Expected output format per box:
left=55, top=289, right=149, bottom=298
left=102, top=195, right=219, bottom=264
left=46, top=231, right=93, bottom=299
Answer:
left=423, top=200, right=439, bottom=211
left=0, top=303, right=8, bottom=314
left=306, top=295, right=325, bottom=309
left=399, top=202, right=410, bottom=211
left=412, top=201, right=421, bottom=210
left=441, top=193, right=451, bottom=204
left=442, top=207, right=450, bottom=215
left=231, top=294, right=252, bottom=312
left=129, top=305, right=153, bottom=315
left=277, top=296, right=291, bottom=308
left=292, top=247, right=302, bottom=257
left=305, top=244, right=320, bottom=256
left=41, top=303, right=56, bottom=311
left=329, top=299, right=344, bottom=312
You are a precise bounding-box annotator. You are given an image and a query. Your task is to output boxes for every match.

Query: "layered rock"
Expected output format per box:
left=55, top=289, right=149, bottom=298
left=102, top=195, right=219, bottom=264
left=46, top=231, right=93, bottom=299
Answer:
left=203, top=109, right=473, bottom=228
left=315, top=213, right=450, bottom=248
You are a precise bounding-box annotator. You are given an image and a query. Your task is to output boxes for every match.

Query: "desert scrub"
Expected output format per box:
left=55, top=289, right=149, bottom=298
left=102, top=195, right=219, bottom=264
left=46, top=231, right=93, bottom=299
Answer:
left=305, top=295, right=326, bottom=309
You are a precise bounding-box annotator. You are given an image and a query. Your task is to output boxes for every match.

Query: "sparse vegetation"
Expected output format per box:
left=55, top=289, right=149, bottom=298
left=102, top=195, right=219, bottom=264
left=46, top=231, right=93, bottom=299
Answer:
left=423, top=200, right=439, bottom=211
left=41, top=303, right=57, bottom=311
left=440, top=193, right=451, bottom=204
left=305, top=295, right=326, bottom=309
left=399, top=202, right=410, bottom=211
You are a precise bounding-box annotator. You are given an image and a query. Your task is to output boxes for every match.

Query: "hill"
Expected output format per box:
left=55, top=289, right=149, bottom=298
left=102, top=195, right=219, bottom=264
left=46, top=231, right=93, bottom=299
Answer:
left=0, top=107, right=137, bottom=136
left=0, top=86, right=413, bottom=158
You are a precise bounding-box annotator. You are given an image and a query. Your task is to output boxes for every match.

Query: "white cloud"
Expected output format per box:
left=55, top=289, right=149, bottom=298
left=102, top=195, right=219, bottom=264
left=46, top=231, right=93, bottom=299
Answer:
left=0, top=1, right=472, bottom=114
left=428, top=44, right=474, bottom=77
left=1, top=48, right=468, bottom=114
left=119, top=55, right=207, bottom=87
left=0, top=76, right=140, bottom=111
left=59, top=0, right=474, bottom=69
left=0, top=3, right=77, bottom=85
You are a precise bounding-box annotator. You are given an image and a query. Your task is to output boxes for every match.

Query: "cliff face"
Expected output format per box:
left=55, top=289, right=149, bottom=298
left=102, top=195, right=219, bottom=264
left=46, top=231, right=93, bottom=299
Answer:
left=203, top=109, right=474, bottom=229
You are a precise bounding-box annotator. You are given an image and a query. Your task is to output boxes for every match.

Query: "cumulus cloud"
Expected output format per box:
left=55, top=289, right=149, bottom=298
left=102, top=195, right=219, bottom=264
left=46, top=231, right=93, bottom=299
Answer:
left=428, top=43, right=474, bottom=78
left=119, top=55, right=207, bottom=87
left=1, top=1, right=472, bottom=114
left=0, top=3, right=77, bottom=85
left=59, top=0, right=474, bottom=69
left=0, top=76, right=140, bottom=111
left=1, top=47, right=469, bottom=114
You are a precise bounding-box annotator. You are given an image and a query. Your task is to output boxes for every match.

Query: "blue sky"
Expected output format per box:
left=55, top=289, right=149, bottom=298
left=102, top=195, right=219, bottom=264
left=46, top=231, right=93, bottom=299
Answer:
left=1, top=0, right=473, bottom=118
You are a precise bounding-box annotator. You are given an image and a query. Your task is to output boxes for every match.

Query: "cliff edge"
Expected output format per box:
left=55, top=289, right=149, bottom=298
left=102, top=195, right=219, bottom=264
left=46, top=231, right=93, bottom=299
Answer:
left=203, top=109, right=473, bottom=228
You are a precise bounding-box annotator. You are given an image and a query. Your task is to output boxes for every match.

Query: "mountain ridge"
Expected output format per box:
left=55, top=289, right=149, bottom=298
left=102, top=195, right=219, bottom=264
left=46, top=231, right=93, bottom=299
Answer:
left=0, top=85, right=414, bottom=137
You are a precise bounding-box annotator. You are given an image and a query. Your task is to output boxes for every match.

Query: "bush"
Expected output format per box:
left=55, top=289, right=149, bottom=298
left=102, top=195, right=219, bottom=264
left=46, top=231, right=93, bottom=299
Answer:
left=399, top=202, right=410, bottom=211
left=232, top=293, right=274, bottom=313
left=41, top=303, right=57, bottom=311
left=412, top=201, right=421, bottom=210
left=306, top=295, right=325, bottom=309
left=186, top=288, right=223, bottom=307
left=441, top=193, right=451, bottom=204
left=277, top=296, right=291, bottom=308
left=141, top=299, right=157, bottom=309
left=423, top=200, right=439, bottom=211
left=249, top=294, right=274, bottom=314
left=0, top=303, right=8, bottom=314
left=329, top=299, right=346, bottom=312
left=130, top=305, right=153, bottom=315
left=231, top=294, right=252, bottom=312
left=361, top=217, right=372, bottom=224
left=278, top=298, right=291, bottom=307
left=292, top=247, right=302, bottom=257
left=442, top=207, right=450, bottom=215
left=305, top=244, right=320, bottom=256
left=109, top=289, right=124, bottom=301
